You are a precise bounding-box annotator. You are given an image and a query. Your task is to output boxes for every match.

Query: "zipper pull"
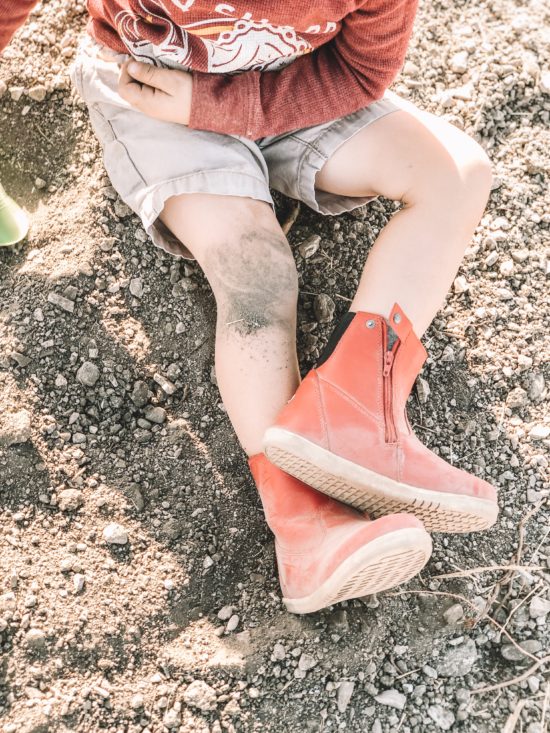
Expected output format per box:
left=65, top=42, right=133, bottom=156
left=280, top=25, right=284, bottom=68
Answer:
left=383, top=350, right=394, bottom=377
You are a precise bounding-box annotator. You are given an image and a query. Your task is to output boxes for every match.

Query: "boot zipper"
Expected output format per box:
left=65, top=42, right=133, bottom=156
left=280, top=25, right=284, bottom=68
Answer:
left=382, top=333, right=398, bottom=443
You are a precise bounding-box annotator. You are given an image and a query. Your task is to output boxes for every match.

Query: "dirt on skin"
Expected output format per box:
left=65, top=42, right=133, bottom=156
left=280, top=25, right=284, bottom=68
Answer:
left=0, top=1, right=549, bottom=732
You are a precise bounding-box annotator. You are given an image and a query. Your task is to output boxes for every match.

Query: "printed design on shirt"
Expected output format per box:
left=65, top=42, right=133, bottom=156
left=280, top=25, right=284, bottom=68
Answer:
left=114, top=2, right=316, bottom=73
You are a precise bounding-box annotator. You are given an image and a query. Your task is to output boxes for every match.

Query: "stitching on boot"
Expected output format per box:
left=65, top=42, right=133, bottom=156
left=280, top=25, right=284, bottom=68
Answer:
left=317, top=376, right=385, bottom=430
left=312, top=371, right=331, bottom=450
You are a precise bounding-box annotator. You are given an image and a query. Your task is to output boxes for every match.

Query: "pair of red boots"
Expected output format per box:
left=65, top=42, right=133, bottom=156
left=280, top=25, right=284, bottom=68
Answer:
left=250, top=304, right=498, bottom=614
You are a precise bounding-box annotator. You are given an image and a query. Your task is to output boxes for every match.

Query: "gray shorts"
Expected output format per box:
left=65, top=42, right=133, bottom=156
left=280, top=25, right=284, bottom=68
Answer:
left=70, top=38, right=401, bottom=259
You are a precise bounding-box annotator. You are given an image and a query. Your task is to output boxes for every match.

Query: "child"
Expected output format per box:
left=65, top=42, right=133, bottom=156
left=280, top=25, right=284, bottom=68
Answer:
left=1, top=1, right=498, bottom=614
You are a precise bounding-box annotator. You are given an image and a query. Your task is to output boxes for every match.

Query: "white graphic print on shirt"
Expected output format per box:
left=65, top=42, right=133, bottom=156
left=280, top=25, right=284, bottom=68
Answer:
left=114, top=1, right=330, bottom=72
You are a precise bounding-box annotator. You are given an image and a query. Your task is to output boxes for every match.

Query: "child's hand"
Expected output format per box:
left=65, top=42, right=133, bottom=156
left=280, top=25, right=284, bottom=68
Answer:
left=118, top=60, right=192, bottom=125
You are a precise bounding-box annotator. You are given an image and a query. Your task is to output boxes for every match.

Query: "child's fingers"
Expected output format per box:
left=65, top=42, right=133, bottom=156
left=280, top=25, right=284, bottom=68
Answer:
left=125, top=59, right=177, bottom=94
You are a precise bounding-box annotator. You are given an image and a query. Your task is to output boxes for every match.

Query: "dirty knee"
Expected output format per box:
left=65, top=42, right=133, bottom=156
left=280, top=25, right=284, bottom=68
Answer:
left=205, top=227, right=298, bottom=336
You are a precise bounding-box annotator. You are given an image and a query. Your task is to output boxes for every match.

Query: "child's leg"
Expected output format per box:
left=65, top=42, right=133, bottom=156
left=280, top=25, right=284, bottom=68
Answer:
left=315, top=101, right=493, bottom=336
left=160, top=193, right=300, bottom=456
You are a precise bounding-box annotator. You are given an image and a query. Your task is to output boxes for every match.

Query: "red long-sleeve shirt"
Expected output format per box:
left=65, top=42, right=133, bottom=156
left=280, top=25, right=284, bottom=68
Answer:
left=0, top=0, right=418, bottom=138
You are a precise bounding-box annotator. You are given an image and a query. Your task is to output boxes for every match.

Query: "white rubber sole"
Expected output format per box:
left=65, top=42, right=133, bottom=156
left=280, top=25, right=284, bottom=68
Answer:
left=283, top=527, right=432, bottom=614
left=264, top=428, right=498, bottom=533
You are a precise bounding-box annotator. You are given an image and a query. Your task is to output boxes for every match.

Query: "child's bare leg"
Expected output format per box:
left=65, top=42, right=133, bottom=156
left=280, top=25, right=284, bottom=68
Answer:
left=316, top=102, right=493, bottom=336
left=160, top=194, right=299, bottom=456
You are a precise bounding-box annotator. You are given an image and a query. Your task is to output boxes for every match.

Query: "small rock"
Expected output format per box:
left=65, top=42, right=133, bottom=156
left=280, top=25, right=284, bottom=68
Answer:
left=129, top=277, right=144, bottom=298
left=437, top=638, right=478, bottom=677
left=55, top=373, right=68, bottom=389
left=28, top=85, right=47, bottom=102
left=428, top=704, right=456, bottom=730
left=226, top=614, right=239, bottom=632
left=25, top=629, right=47, bottom=652
left=272, top=643, right=286, bottom=660
left=298, top=234, right=321, bottom=259
left=501, top=640, right=542, bottom=661
left=416, top=376, right=430, bottom=404
left=57, top=489, right=83, bottom=512
left=1, top=409, right=32, bottom=446
left=160, top=519, right=182, bottom=540
left=518, top=354, right=533, bottom=371
left=298, top=653, right=317, bottom=671
left=73, top=574, right=85, bottom=593
left=10, top=86, right=24, bottom=101
left=529, top=597, right=550, bottom=620
left=131, top=380, right=149, bottom=407
left=449, top=50, right=469, bottom=74
left=0, top=592, right=16, bottom=612
left=443, top=603, right=464, bottom=625
left=144, top=406, right=166, bottom=424
left=527, top=373, right=546, bottom=402
left=337, top=680, right=355, bottom=713
left=153, top=372, right=177, bottom=395
left=540, top=71, right=550, bottom=95
left=130, top=693, right=144, bottom=709
left=183, top=680, right=217, bottom=711
left=77, top=361, right=100, bottom=387
left=314, top=293, right=335, bottom=323
left=126, top=483, right=144, bottom=511
left=47, top=291, right=74, bottom=313
left=506, top=387, right=528, bottom=409
left=102, top=523, right=129, bottom=545
left=529, top=425, right=550, bottom=441
left=163, top=708, right=180, bottom=728
left=374, top=689, right=406, bottom=710
left=217, top=605, right=234, bottom=621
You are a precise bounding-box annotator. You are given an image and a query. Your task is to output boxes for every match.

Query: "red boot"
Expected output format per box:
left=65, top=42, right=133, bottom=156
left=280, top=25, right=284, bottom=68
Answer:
left=249, top=454, right=432, bottom=614
left=264, top=304, right=498, bottom=533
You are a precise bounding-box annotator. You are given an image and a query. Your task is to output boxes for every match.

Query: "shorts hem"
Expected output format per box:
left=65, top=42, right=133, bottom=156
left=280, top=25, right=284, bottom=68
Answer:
left=138, top=170, right=274, bottom=259
left=296, top=97, right=400, bottom=215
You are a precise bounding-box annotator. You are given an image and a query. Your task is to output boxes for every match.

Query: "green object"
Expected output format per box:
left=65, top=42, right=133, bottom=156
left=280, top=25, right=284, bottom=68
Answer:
left=0, top=184, right=29, bottom=246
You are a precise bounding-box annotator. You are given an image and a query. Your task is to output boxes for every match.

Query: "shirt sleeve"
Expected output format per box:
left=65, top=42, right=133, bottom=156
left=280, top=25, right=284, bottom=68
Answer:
left=189, top=0, right=418, bottom=139
left=0, top=0, right=39, bottom=53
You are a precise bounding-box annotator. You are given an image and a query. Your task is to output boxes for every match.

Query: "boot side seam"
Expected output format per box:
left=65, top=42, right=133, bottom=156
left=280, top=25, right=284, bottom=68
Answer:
left=318, top=376, right=385, bottom=430
left=312, top=371, right=331, bottom=450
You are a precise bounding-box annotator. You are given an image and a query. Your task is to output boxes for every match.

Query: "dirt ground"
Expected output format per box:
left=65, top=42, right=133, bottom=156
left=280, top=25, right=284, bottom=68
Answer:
left=0, top=1, right=549, bottom=732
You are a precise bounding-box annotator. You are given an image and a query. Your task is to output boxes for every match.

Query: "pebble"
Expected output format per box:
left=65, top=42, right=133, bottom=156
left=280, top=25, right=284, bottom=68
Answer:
left=28, top=85, right=47, bottom=102
left=518, top=354, right=533, bottom=371
left=443, top=603, right=464, bottom=625
left=374, top=689, right=406, bottom=710
left=0, top=592, right=16, bottom=612
left=529, top=597, right=550, bottom=619
left=77, top=361, right=100, bottom=387
left=73, top=574, right=85, bottom=593
left=225, top=614, right=239, bottom=632
left=131, top=380, right=149, bottom=407
left=183, top=680, right=217, bottom=711
left=449, top=50, right=469, bottom=73
left=437, top=638, right=478, bottom=677
left=129, top=277, right=144, bottom=298
left=337, top=680, right=355, bottom=713
left=506, top=387, right=528, bottom=409
left=529, top=425, right=550, bottom=440
left=416, top=376, right=431, bottom=404
left=501, top=640, right=542, bottom=661
left=314, top=293, right=335, bottom=323
left=57, top=488, right=84, bottom=512
left=1, top=409, right=31, bottom=446
left=153, top=372, right=177, bottom=395
left=55, top=374, right=68, bottom=389
left=47, top=291, right=74, bottom=313
left=272, top=643, right=286, bottom=661
left=102, top=523, right=129, bottom=545
left=428, top=705, right=456, bottom=730
left=527, top=373, right=546, bottom=402
left=298, top=653, right=317, bottom=671
left=25, top=629, right=47, bottom=652
left=540, top=71, right=550, bottom=95
left=144, top=406, right=166, bottom=424
left=298, top=234, right=321, bottom=259
left=130, top=693, right=144, bottom=709
left=217, top=605, right=234, bottom=621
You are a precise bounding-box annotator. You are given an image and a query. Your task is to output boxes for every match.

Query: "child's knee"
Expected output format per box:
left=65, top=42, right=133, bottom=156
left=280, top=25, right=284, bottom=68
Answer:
left=205, top=225, right=299, bottom=335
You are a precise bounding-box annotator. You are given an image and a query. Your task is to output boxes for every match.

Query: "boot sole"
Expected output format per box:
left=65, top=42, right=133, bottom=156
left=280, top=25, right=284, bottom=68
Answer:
left=283, top=527, right=432, bottom=614
left=264, top=428, right=498, bottom=533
